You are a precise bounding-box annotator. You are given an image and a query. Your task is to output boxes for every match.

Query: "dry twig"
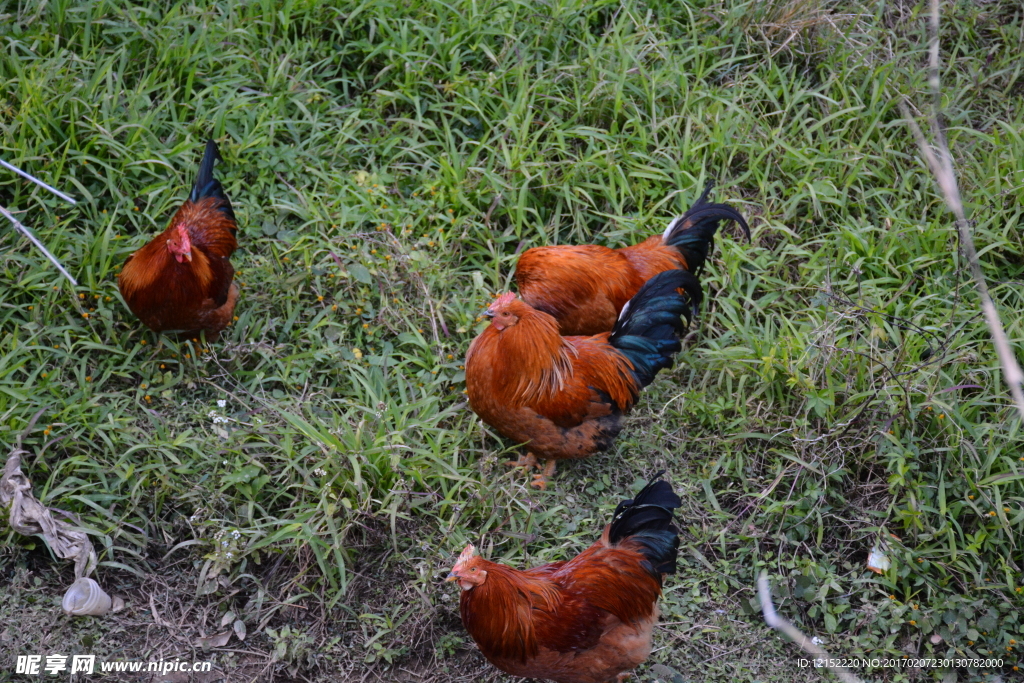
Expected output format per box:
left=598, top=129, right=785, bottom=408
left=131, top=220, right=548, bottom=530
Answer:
left=1, top=157, right=79, bottom=285
left=897, top=0, right=1024, bottom=422
left=757, top=572, right=865, bottom=683
left=0, top=157, right=78, bottom=204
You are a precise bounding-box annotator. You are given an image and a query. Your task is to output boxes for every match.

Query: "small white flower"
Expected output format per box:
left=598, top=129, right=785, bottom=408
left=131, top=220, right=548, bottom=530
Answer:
left=811, top=637, right=824, bottom=645
left=225, top=552, right=233, bottom=559
left=232, top=530, right=241, bottom=539
left=208, top=410, right=218, bottom=418
left=217, top=399, right=227, bottom=408
left=222, top=540, right=229, bottom=547
left=222, top=460, right=228, bottom=466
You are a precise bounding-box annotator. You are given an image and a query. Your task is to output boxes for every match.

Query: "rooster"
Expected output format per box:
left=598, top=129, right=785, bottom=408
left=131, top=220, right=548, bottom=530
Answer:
left=515, top=182, right=749, bottom=335
left=447, top=472, right=682, bottom=683
left=466, top=269, right=694, bottom=489
left=118, top=140, right=239, bottom=339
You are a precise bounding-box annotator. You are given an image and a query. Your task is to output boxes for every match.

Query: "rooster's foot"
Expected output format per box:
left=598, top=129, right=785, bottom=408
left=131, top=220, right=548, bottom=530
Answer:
left=505, top=453, right=539, bottom=470
left=529, top=459, right=557, bottom=490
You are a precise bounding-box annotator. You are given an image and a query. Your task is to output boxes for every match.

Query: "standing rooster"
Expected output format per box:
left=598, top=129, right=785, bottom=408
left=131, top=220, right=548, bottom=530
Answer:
left=118, top=140, right=239, bottom=339
left=466, top=270, right=694, bottom=489
left=447, top=472, right=682, bottom=683
left=515, top=182, right=749, bottom=335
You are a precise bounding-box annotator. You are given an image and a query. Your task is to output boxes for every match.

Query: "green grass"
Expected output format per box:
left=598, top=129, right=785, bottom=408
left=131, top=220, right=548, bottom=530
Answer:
left=1, top=0, right=1022, bottom=680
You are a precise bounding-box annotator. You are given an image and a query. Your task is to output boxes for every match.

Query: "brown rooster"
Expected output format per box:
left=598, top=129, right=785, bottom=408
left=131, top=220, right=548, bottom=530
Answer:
left=118, top=140, right=239, bottom=338
left=515, top=182, right=749, bottom=335
left=448, top=472, right=682, bottom=683
left=466, top=270, right=695, bottom=489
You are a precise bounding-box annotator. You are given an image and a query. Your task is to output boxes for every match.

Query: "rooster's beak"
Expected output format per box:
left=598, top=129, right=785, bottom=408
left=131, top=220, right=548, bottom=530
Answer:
left=183, top=251, right=192, bottom=263
left=482, top=309, right=494, bottom=319
left=445, top=571, right=459, bottom=582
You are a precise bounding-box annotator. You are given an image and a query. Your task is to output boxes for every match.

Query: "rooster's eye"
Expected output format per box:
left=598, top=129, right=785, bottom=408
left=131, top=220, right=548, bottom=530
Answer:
left=470, top=567, right=477, bottom=572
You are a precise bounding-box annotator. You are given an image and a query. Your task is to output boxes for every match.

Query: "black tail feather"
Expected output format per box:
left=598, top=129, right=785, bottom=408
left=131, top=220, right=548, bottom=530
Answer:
left=663, top=180, right=749, bottom=277
left=190, top=139, right=236, bottom=223
left=609, top=471, right=682, bottom=575
left=609, top=270, right=694, bottom=390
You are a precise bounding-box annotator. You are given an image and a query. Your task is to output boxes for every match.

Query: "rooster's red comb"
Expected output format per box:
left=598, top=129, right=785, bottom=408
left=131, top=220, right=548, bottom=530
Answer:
left=454, top=544, right=476, bottom=567
left=490, top=292, right=517, bottom=308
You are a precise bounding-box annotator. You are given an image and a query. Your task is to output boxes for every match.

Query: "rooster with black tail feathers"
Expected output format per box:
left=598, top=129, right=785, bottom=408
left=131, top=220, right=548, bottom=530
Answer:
left=514, top=181, right=749, bottom=336
left=466, top=270, right=693, bottom=489
left=118, top=140, right=239, bottom=339
left=447, top=472, right=682, bottom=683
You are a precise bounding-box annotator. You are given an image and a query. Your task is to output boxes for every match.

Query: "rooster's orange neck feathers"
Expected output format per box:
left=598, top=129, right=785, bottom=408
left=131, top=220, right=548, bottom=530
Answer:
left=459, top=558, right=560, bottom=662
left=481, top=300, right=577, bottom=405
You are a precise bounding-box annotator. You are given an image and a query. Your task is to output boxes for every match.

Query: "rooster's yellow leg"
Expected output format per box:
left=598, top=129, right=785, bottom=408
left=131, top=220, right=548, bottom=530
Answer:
left=530, top=459, right=557, bottom=490
left=505, top=452, right=538, bottom=470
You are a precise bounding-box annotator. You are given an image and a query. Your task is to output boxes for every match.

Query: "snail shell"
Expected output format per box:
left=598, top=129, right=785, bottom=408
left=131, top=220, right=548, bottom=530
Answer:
left=62, top=577, right=112, bottom=616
